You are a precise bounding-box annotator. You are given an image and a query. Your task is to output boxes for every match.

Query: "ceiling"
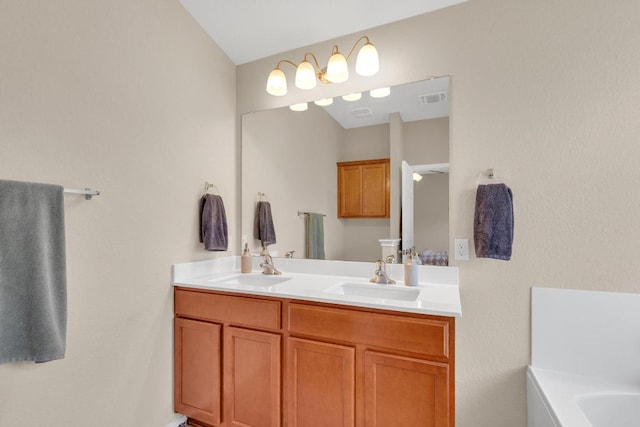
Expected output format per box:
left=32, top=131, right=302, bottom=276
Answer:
left=178, top=0, right=467, bottom=65
left=321, top=77, right=450, bottom=128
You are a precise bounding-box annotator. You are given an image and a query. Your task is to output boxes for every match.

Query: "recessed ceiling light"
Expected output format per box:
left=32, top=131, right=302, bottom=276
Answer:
left=342, top=92, right=362, bottom=102
left=370, top=87, right=391, bottom=98
left=314, top=98, right=333, bottom=106
left=289, top=102, right=308, bottom=112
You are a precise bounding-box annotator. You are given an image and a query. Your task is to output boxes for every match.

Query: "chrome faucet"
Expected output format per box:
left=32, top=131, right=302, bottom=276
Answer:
left=370, top=260, right=396, bottom=285
left=260, top=253, right=282, bottom=275
left=285, top=250, right=295, bottom=259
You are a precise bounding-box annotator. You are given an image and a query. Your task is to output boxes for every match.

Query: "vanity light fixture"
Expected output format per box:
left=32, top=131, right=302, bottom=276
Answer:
left=342, top=92, right=362, bottom=102
left=370, top=86, right=391, bottom=98
left=314, top=98, right=333, bottom=107
left=289, top=102, right=308, bottom=112
left=266, top=35, right=379, bottom=96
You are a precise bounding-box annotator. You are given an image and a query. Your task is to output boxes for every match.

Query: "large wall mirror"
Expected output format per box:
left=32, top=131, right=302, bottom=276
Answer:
left=242, top=76, right=449, bottom=262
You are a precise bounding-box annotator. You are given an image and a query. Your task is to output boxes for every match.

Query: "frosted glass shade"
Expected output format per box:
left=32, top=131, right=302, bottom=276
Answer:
left=355, top=43, right=379, bottom=76
left=289, top=102, right=308, bottom=112
left=326, top=52, right=348, bottom=83
left=295, top=61, right=317, bottom=90
left=266, top=68, right=287, bottom=96
left=314, top=98, right=333, bottom=106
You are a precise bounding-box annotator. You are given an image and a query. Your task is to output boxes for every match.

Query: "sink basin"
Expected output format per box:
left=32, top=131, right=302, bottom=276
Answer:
left=325, top=282, right=420, bottom=302
left=207, top=274, right=292, bottom=287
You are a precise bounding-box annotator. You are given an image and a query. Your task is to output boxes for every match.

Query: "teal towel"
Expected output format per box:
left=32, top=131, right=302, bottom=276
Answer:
left=305, top=213, right=325, bottom=260
left=0, top=179, right=67, bottom=363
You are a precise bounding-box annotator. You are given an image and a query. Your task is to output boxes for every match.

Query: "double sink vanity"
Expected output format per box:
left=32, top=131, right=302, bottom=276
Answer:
left=172, top=256, right=461, bottom=427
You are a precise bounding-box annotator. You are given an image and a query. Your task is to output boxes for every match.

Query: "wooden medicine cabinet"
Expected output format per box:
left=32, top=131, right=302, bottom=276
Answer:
left=337, top=158, right=390, bottom=218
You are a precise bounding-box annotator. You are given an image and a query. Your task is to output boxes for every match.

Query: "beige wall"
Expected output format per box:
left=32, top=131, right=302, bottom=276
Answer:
left=237, top=1, right=640, bottom=426
left=3, top=0, right=639, bottom=425
left=404, top=117, right=449, bottom=164
left=341, top=219, right=392, bottom=262
left=340, top=124, right=391, bottom=261
left=340, top=123, right=389, bottom=161
left=0, top=0, right=236, bottom=426
left=242, top=106, right=345, bottom=259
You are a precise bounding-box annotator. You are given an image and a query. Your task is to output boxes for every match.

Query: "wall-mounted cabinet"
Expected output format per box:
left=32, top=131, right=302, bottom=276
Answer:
left=337, top=158, right=390, bottom=218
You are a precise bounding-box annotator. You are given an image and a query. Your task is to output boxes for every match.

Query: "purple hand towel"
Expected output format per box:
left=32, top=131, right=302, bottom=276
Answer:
left=200, top=194, right=228, bottom=251
left=474, top=183, right=514, bottom=260
left=254, top=201, right=276, bottom=246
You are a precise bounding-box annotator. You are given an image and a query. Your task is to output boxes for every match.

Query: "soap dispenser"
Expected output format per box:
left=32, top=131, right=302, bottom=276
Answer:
left=404, top=249, right=419, bottom=286
left=241, top=243, right=252, bottom=273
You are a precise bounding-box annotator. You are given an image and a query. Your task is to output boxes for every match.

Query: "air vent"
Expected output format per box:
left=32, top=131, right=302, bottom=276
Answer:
left=419, top=92, right=447, bottom=104
left=351, top=107, right=373, bottom=118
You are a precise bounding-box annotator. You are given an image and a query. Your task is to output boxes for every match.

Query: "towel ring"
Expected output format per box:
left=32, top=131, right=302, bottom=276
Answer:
left=475, top=168, right=502, bottom=186
left=204, top=182, right=220, bottom=194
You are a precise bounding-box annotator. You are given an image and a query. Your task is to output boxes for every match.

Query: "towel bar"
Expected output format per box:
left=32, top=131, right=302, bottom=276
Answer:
left=298, top=211, right=326, bottom=217
left=63, top=188, right=100, bottom=200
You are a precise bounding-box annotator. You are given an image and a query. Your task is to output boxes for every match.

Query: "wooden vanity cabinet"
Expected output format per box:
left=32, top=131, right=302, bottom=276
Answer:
left=174, top=317, right=222, bottom=426
left=337, top=158, right=390, bottom=218
left=287, top=337, right=356, bottom=427
left=224, top=327, right=281, bottom=427
left=174, top=287, right=455, bottom=427
left=287, top=303, right=454, bottom=427
left=174, top=289, right=281, bottom=427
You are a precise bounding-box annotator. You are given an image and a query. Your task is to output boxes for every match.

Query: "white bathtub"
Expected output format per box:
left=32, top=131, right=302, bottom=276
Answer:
left=527, top=366, right=640, bottom=427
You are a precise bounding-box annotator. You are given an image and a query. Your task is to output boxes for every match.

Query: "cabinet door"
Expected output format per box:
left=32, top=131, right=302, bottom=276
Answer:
left=224, top=327, right=281, bottom=427
left=337, top=159, right=390, bottom=218
left=174, top=318, right=221, bottom=426
left=287, top=338, right=355, bottom=427
left=364, top=351, right=450, bottom=427
left=338, top=164, right=362, bottom=217
left=361, top=162, right=389, bottom=217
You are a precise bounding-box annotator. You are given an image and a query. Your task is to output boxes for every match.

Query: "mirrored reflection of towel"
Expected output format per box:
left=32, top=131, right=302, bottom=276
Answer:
left=474, top=183, right=514, bottom=260
left=305, top=213, right=325, bottom=260
left=254, top=201, right=276, bottom=246
left=0, top=179, right=67, bottom=364
left=200, top=194, right=228, bottom=251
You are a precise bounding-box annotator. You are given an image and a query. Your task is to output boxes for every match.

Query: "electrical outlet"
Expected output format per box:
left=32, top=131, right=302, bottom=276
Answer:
left=455, top=239, right=469, bottom=261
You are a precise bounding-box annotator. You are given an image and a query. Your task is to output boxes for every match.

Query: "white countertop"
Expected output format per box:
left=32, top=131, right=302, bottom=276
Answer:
left=172, top=256, right=461, bottom=317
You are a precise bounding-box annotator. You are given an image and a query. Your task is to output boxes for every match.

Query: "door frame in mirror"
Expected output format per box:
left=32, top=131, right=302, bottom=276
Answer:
left=401, top=162, right=449, bottom=255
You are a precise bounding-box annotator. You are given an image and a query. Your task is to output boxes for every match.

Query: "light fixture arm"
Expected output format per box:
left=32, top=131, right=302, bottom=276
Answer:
left=344, top=35, right=372, bottom=61
left=274, top=59, right=299, bottom=70
left=302, top=52, right=322, bottom=71
left=266, top=35, right=378, bottom=96
left=302, top=52, right=331, bottom=83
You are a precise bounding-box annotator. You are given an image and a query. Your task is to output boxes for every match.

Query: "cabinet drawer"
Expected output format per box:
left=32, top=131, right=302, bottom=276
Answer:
left=288, top=303, right=449, bottom=359
left=175, top=289, right=281, bottom=330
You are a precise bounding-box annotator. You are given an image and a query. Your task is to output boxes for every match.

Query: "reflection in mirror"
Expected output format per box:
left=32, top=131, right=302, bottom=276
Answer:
left=242, top=77, right=449, bottom=263
left=402, top=162, right=449, bottom=263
